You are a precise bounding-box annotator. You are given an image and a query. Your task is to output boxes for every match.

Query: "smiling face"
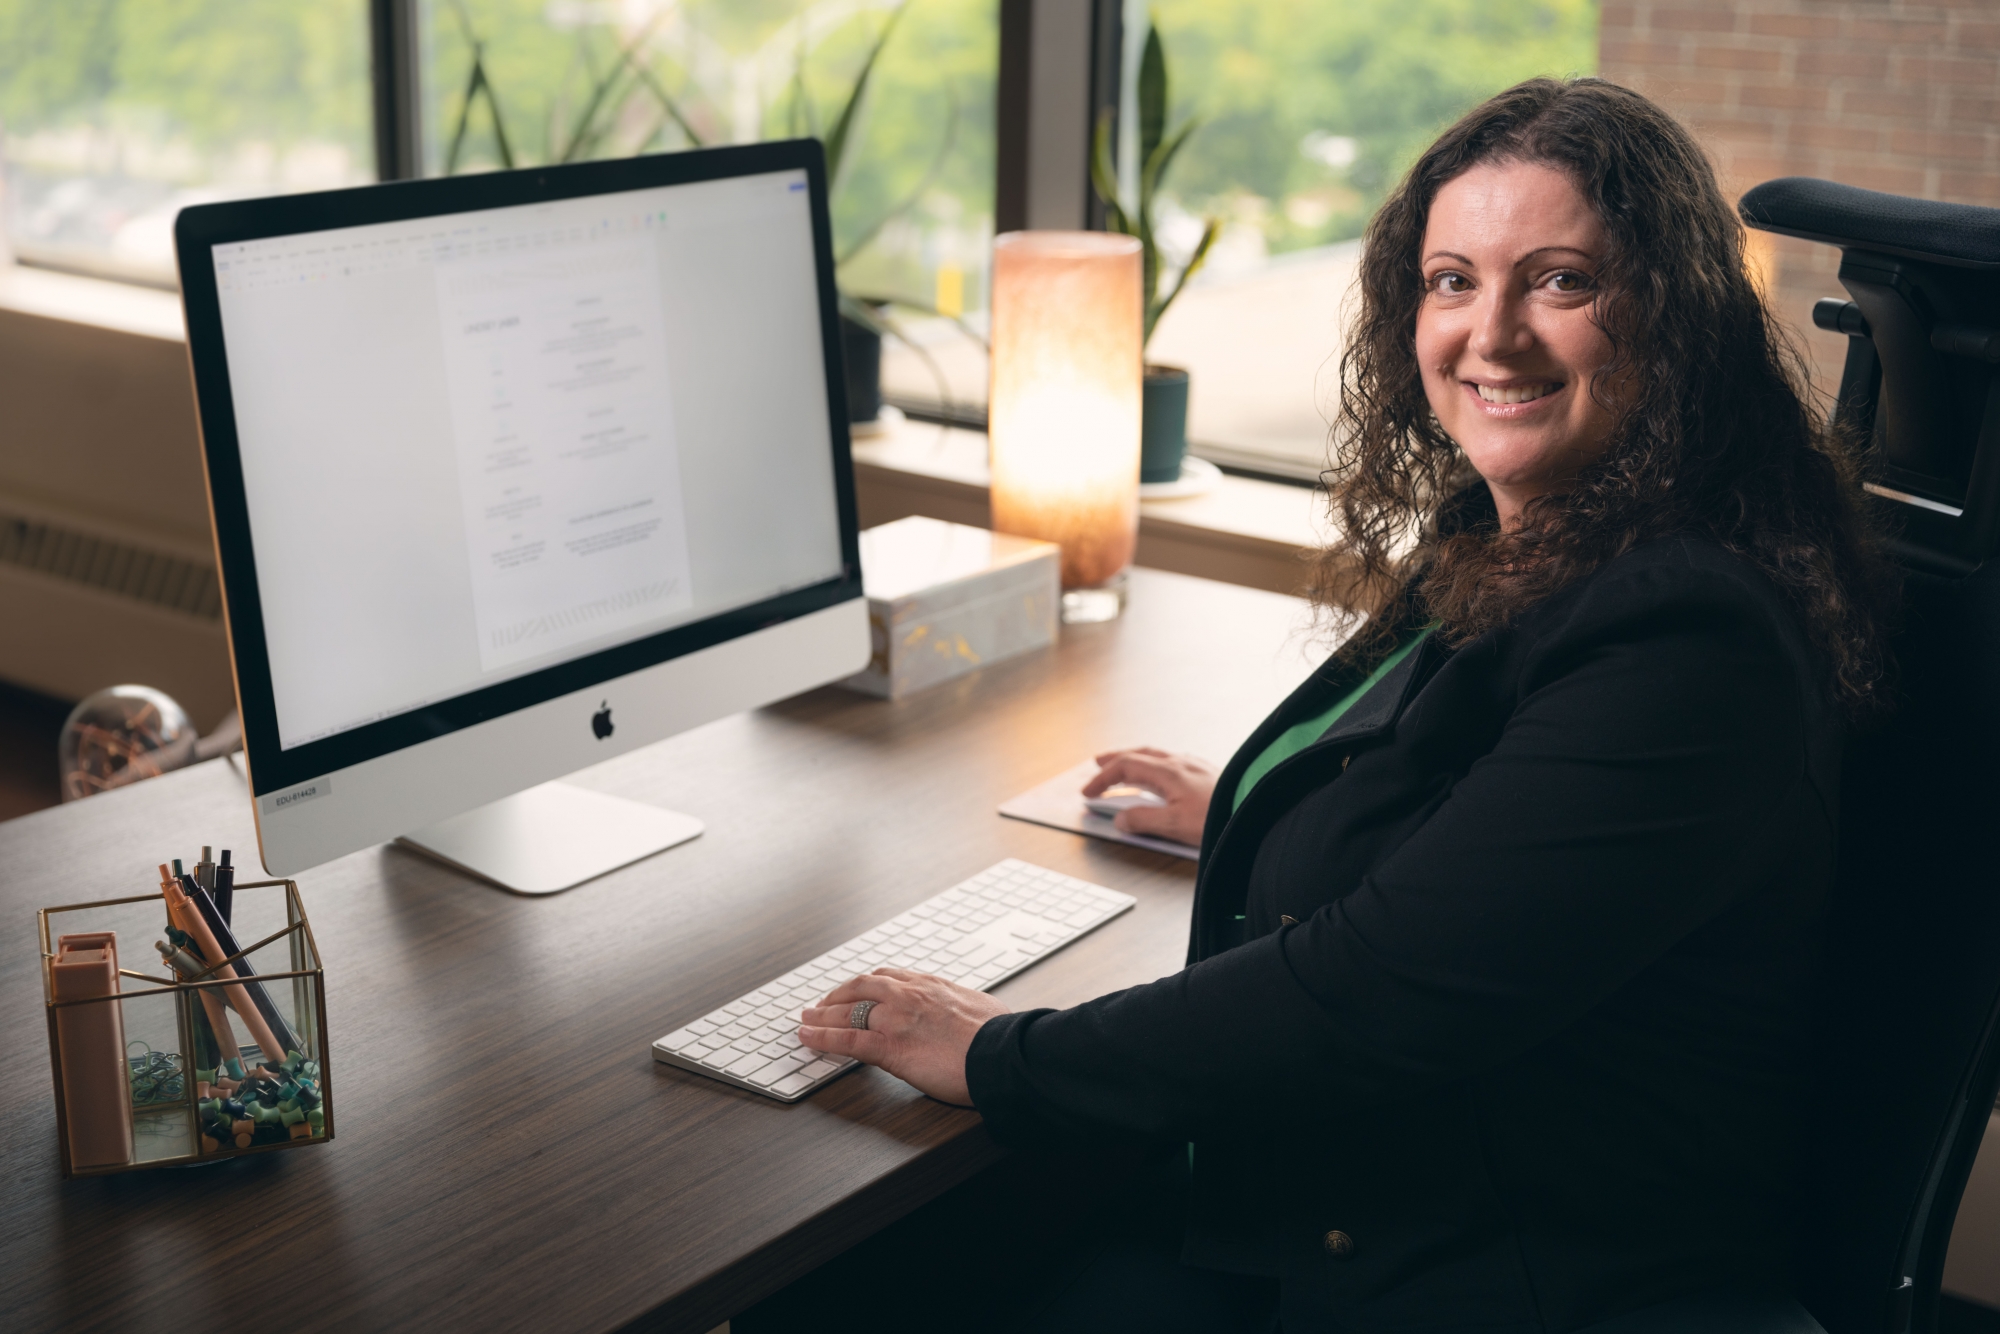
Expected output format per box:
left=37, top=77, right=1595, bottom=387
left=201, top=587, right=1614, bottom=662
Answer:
left=1415, top=159, right=1620, bottom=526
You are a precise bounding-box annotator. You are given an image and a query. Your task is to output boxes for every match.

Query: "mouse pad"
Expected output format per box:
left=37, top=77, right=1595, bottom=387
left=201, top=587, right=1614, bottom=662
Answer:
left=999, top=759, right=1200, bottom=861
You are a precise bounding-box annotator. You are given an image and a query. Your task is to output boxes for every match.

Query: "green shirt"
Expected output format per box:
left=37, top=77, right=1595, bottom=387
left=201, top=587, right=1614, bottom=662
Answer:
left=1231, top=626, right=1436, bottom=813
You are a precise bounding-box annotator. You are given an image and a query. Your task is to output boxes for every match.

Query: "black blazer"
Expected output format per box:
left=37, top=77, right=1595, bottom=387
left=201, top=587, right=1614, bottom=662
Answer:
left=966, top=537, right=1842, bottom=1333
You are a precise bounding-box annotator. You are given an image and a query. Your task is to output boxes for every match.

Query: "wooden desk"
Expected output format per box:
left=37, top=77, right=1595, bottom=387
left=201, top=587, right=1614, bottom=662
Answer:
left=0, top=568, right=1314, bottom=1333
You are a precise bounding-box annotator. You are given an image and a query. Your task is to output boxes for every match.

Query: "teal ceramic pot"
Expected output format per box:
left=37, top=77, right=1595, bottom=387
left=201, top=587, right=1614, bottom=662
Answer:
left=1141, top=364, right=1190, bottom=484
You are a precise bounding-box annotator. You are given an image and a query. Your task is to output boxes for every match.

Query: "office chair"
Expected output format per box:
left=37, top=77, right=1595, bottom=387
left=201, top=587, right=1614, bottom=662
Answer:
left=1736, top=178, right=2000, bottom=1334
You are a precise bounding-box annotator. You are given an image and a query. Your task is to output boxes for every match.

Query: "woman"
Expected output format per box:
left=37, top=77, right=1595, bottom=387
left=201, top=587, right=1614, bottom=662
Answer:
left=799, top=78, right=1889, bottom=1331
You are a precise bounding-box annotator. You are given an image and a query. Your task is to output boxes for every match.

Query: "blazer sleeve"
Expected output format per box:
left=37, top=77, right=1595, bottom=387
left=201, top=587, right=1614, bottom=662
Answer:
left=965, top=557, right=1825, bottom=1147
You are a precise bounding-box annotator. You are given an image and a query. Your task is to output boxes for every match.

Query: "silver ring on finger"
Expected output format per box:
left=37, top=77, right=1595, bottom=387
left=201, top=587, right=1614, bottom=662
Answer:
left=849, top=999, right=878, bottom=1030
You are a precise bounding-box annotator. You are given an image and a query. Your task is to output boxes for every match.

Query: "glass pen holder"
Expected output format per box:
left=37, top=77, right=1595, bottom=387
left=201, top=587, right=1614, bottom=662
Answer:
left=38, top=877, right=333, bottom=1176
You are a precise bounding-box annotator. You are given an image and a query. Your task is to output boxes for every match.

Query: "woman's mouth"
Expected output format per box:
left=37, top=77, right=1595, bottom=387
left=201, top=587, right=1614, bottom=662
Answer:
left=1473, top=381, right=1562, bottom=405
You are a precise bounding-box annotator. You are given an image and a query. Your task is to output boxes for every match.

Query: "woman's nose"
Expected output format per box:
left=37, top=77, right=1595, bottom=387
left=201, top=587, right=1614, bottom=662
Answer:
left=1470, top=289, right=1533, bottom=362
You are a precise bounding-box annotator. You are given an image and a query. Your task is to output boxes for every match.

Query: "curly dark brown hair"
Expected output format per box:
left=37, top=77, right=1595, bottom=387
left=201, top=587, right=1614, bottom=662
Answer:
left=1313, top=76, right=1892, bottom=716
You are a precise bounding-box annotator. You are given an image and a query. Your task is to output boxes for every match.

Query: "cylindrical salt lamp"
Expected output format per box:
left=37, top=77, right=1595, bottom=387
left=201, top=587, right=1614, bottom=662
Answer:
left=987, top=230, right=1143, bottom=621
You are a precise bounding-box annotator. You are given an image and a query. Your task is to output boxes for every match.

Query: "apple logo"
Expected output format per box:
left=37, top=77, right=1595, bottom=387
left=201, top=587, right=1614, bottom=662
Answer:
left=591, top=701, right=614, bottom=740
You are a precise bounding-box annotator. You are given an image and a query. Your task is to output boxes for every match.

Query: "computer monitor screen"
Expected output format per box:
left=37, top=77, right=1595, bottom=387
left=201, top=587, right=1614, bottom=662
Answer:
left=178, top=143, right=867, bottom=882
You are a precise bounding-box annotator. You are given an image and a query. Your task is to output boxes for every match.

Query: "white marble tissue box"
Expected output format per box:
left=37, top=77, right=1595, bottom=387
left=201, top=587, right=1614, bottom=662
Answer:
left=841, top=516, right=1060, bottom=700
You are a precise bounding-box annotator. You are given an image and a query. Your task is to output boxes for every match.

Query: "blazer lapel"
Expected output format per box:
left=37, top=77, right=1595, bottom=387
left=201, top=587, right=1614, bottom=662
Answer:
left=1312, top=633, right=1435, bottom=747
left=1189, top=635, right=1444, bottom=961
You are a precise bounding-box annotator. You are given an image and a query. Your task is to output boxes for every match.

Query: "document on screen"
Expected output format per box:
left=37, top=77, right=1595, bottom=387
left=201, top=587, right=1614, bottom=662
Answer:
left=438, top=235, right=695, bottom=673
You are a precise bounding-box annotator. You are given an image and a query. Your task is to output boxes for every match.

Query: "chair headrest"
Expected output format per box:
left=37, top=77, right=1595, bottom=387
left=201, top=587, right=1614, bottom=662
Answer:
left=1741, top=179, right=2000, bottom=574
left=1741, top=177, right=2000, bottom=271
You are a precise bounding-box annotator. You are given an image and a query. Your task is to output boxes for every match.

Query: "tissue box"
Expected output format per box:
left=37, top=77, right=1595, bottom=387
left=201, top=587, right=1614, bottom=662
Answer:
left=843, top=516, right=1060, bottom=699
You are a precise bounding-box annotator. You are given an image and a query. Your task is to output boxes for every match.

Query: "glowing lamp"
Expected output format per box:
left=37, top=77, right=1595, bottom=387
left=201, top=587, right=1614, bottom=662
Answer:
left=988, top=230, right=1143, bottom=622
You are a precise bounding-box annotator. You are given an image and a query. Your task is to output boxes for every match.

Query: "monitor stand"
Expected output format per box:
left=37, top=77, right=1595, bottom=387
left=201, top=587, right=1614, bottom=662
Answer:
left=397, top=781, right=703, bottom=895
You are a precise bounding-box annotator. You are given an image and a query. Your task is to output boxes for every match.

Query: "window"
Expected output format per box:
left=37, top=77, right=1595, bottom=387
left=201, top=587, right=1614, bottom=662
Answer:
left=425, top=0, right=996, bottom=392
left=0, top=1, right=373, bottom=286
left=11, top=0, right=1991, bottom=480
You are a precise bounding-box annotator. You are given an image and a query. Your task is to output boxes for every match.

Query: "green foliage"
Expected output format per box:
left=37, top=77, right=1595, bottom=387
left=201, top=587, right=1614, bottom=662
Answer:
left=1091, top=19, right=1218, bottom=346
left=1146, top=0, right=1598, bottom=252
left=428, top=0, right=993, bottom=309
left=0, top=0, right=369, bottom=166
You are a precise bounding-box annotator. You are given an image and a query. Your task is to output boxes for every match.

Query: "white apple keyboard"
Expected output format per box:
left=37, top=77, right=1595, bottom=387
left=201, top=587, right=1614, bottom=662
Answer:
left=651, top=859, right=1136, bottom=1102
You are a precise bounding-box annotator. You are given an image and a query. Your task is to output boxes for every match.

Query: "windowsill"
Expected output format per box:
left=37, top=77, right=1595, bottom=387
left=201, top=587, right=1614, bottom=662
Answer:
left=0, top=261, right=184, bottom=341
left=851, top=415, right=1328, bottom=596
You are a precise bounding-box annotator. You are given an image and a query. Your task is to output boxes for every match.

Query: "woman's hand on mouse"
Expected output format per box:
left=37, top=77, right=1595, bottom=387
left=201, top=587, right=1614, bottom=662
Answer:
left=1083, top=747, right=1217, bottom=846
left=799, top=969, right=1011, bottom=1106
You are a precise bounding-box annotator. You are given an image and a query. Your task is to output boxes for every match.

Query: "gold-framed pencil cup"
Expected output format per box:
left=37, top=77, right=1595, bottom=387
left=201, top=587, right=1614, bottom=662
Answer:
left=39, top=873, right=332, bottom=1176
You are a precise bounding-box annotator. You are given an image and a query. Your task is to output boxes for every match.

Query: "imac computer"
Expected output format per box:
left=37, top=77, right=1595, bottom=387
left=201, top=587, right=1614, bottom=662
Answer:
left=173, top=141, right=869, bottom=893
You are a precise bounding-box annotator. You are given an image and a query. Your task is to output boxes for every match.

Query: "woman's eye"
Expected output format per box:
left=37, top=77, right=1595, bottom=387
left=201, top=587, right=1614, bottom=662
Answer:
left=1430, top=272, right=1471, bottom=295
left=1547, top=271, right=1592, bottom=293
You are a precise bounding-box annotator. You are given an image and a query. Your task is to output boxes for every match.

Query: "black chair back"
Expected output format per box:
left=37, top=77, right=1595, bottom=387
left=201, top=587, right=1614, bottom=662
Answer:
left=1741, top=179, right=2000, bottom=1334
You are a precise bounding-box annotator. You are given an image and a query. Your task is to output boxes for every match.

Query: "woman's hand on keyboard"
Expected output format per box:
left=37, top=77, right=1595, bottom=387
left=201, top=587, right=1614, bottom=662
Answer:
left=1083, top=748, right=1217, bottom=847
left=799, top=969, right=1011, bottom=1106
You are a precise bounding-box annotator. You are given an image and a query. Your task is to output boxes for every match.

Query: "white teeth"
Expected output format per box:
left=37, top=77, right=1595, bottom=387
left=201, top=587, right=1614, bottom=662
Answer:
left=1475, top=382, right=1559, bottom=405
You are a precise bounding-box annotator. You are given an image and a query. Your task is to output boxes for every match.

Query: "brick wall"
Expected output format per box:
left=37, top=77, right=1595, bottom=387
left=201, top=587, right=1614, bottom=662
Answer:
left=1599, top=0, right=2000, bottom=393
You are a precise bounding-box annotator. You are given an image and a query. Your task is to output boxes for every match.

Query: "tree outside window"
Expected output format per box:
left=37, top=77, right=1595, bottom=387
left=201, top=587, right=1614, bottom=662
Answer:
left=0, top=0, right=372, bottom=285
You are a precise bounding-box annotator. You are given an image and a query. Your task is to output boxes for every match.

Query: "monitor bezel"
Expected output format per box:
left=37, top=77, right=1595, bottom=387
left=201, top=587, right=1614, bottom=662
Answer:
left=176, top=140, right=862, bottom=798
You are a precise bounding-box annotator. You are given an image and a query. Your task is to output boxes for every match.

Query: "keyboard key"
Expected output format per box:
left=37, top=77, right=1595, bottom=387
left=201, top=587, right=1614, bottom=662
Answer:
left=775, top=1072, right=815, bottom=1096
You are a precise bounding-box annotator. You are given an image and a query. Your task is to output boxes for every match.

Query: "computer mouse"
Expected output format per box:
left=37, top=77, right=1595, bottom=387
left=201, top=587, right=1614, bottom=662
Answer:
left=1083, top=785, right=1168, bottom=817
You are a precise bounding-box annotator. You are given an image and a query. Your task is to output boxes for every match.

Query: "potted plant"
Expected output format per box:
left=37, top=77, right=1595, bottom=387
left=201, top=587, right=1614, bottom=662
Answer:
left=1091, top=18, right=1219, bottom=486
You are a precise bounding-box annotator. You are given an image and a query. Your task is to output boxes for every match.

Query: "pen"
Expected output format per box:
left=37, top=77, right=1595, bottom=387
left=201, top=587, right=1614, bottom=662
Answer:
left=159, top=866, right=287, bottom=1067
left=196, top=846, right=216, bottom=894
left=156, top=938, right=243, bottom=1068
left=178, top=869, right=302, bottom=1055
left=214, top=849, right=234, bottom=925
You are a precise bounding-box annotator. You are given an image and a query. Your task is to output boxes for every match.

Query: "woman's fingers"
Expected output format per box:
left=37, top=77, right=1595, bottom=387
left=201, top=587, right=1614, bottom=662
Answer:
left=1082, top=753, right=1172, bottom=798
left=797, top=1022, right=890, bottom=1060
left=1085, top=748, right=1176, bottom=792
left=801, top=999, right=910, bottom=1032
left=1080, top=757, right=1129, bottom=797
left=1092, top=745, right=1170, bottom=765
left=808, top=968, right=939, bottom=1029
left=1089, top=753, right=1192, bottom=800
left=818, top=970, right=909, bottom=1007
left=800, top=1003, right=851, bottom=1028
left=1114, top=801, right=1181, bottom=837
